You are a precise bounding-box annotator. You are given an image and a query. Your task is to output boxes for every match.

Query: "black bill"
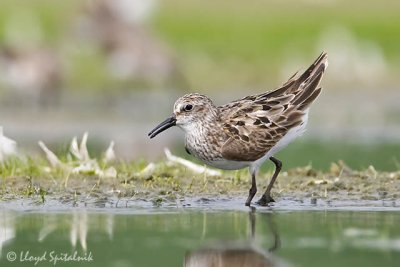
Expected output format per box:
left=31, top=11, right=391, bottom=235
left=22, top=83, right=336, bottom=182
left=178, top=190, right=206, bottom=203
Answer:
left=148, top=115, right=176, bottom=139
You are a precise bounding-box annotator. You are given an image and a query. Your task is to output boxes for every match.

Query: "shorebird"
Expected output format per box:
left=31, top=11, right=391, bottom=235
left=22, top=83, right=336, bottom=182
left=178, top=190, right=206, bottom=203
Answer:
left=148, top=53, right=328, bottom=206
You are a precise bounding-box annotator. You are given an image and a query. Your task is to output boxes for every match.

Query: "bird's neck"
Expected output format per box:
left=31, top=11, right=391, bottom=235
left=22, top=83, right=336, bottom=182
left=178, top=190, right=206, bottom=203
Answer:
left=187, top=112, right=221, bottom=138
left=183, top=112, right=226, bottom=161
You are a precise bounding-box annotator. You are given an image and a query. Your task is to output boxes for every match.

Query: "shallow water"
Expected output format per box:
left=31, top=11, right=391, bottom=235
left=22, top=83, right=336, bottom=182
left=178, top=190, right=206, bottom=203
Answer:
left=1, top=201, right=399, bottom=267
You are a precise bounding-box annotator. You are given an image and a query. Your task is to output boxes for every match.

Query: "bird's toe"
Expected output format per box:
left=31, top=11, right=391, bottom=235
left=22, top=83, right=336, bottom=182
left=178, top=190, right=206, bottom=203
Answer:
left=256, top=194, right=275, bottom=206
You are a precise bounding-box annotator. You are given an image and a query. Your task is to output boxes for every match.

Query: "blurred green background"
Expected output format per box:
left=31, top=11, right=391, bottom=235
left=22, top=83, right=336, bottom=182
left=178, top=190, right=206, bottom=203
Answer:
left=0, top=0, right=399, bottom=170
left=1, top=0, right=399, bottom=90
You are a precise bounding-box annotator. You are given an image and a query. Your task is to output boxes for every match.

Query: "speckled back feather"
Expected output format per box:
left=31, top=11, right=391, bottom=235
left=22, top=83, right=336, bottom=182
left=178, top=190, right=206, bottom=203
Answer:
left=219, top=52, right=328, bottom=161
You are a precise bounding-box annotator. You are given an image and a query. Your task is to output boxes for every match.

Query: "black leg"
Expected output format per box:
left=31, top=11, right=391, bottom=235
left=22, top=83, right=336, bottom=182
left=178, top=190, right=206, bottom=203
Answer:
left=265, top=213, right=281, bottom=252
left=257, top=157, right=282, bottom=206
left=248, top=206, right=256, bottom=237
left=245, top=171, right=257, bottom=206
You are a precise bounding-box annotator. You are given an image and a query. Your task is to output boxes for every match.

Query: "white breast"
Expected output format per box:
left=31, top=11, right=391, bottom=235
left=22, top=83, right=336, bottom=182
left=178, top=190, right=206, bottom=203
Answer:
left=203, top=158, right=251, bottom=170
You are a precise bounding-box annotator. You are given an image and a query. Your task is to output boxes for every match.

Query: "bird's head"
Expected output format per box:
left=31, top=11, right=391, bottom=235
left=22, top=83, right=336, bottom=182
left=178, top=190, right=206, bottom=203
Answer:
left=148, top=93, right=217, bottom=138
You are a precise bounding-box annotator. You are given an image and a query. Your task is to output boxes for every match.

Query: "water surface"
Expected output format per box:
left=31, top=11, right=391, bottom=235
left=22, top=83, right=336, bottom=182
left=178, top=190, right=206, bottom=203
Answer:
left=1, top=203, right=399, bottom=267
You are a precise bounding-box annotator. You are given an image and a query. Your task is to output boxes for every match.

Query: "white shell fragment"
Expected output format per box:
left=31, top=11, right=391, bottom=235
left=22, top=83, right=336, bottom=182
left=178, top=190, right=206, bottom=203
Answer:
left=136, top=162, right=156, bottom=179
left=38, top=141, right=62, bottom=168
left=0, top=126, right=17, bottom=162
left=164, top=148, right=221, bottom=177
left=104, top=141, right=116, bottom=163
left=38, top=132, right=117, bottom=178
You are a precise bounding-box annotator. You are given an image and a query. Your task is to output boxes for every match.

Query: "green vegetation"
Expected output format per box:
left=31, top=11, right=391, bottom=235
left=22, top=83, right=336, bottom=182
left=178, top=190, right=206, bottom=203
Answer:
left=153, top=0, right=400, bottom=89
left=0, top=0, right=399, bottom=90
left=1, top=154, right=399, bottom=205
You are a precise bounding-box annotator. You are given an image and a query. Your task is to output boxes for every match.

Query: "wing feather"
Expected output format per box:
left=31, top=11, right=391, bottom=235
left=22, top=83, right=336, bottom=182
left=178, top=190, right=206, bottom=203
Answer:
left=220, top=53, right=328, bottom=161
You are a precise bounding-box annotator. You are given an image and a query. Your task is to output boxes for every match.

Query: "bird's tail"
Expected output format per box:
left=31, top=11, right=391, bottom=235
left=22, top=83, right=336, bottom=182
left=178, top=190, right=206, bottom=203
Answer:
left=260, top=52, right=328, bottom=107
left=289, top=52, right=328, bottom=110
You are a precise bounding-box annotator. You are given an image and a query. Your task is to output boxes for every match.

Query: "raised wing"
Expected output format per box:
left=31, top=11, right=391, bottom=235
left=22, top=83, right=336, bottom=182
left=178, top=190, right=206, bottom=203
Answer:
left=219, top=52, right=327, bottom=161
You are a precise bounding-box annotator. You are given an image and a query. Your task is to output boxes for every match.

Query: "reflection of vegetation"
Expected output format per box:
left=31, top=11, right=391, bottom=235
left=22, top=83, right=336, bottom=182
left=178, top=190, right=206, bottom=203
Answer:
left=1, top=210, right=400, bottom=267
left=0, top=211, right=253, bottom=266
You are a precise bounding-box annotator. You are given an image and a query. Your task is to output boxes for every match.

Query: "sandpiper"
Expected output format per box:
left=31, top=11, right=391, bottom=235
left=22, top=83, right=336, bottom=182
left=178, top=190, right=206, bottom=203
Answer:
left=149, top=53, right=328, bottom=206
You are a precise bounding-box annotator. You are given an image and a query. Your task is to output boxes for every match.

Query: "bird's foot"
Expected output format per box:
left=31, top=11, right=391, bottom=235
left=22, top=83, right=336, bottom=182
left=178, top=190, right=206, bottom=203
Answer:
left=256, top=194, right=275, bottom=206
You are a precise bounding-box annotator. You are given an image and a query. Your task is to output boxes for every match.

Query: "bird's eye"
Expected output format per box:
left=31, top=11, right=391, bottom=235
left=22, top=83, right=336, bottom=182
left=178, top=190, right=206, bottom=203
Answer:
left=184, top=104, right=193, bottom=111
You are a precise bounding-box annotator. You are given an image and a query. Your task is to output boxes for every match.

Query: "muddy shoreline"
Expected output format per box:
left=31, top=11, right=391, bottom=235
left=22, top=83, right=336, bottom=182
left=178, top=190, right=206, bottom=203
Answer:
left=1, top=161, right=399, bottom=211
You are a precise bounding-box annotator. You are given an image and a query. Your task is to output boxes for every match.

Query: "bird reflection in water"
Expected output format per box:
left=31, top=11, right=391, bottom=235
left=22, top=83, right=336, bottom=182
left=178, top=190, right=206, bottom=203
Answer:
left=184, top=209, right=290, bottom=267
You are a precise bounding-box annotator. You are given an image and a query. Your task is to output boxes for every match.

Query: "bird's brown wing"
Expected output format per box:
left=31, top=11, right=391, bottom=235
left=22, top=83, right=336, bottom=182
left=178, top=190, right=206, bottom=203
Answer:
left=219, top=52, right=328, bottom=161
